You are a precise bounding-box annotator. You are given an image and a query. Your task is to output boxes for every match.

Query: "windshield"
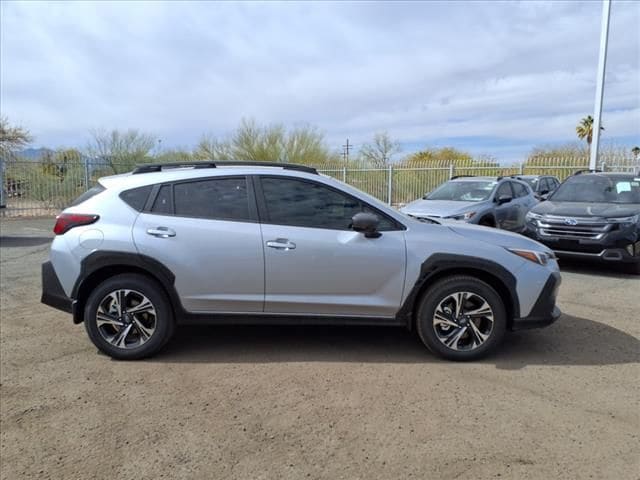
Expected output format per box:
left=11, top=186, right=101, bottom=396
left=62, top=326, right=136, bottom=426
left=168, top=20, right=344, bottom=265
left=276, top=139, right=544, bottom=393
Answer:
left=550, top=175, right=640, bottom=204
left=520, top=178, right=537, bottom=188
left=425, top=180, right=496, bottom=202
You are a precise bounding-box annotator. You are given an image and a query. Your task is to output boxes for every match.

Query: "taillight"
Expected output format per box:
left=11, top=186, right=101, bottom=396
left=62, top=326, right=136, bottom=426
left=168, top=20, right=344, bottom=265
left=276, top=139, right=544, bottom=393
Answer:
left=53, top=213, right=100, bottom=235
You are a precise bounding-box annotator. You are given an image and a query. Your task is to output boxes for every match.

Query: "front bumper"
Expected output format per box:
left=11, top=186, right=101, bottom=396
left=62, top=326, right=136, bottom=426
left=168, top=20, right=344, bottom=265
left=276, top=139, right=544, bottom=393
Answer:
left=41, top=261, right=74, bottom=313
left=524, top=223, right=640, bottom=264
left=511, top=271, right=561, bottom=330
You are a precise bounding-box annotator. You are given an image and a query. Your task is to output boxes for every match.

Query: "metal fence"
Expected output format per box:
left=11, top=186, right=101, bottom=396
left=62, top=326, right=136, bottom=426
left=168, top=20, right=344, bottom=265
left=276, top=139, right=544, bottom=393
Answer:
left=1, top=157, right=638, bottom=217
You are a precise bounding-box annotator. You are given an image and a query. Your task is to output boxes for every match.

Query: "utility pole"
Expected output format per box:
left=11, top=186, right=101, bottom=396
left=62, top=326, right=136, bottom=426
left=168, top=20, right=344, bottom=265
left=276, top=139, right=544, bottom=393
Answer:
left=589, top=0, right=611, bottom=171
left=342, top=138, right=352, bottom=165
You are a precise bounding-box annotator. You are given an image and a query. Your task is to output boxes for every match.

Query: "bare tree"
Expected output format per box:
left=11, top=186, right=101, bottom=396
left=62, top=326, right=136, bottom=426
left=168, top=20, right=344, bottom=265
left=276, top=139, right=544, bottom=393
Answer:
left=359, top=132, right=401, bottom=168
left=86, top=129, right=156, bottom=173
left=193, top=134, right=232, bottom=161
left=0, top=117, right=33, bottom=158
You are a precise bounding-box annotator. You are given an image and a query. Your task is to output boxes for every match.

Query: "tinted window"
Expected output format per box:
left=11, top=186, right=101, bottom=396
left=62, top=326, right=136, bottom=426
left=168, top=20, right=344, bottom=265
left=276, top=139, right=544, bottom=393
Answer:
left=69, top=185, right=105, bottom=207
left=537, top=178, right=547, bottom=192
left=120, top=185, right=152, bottom=211
left=173, top=177, right=251, bottom=221
left=261, top=177, right=396, bottom=231
left=152, top=185, right=173, bottom=215
left=512, top=182, right=529, bottom=197
left=495, top=182, right=513, bottom=198
left=426, top=180, right=497, bottom=202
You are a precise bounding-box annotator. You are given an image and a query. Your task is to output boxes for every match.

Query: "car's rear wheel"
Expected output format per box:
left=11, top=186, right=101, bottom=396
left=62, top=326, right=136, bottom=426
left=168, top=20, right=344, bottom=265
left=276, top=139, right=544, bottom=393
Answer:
left=84, top=274, right=175, bottom=360
left=416, top=275, right=507, bottom=361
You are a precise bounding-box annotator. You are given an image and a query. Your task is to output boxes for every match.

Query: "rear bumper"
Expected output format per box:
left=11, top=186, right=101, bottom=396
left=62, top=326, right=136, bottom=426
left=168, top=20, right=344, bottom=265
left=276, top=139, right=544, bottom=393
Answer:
left=41, top=261, right=74, bottom=313
left=511, top=271, right=561, bottom=331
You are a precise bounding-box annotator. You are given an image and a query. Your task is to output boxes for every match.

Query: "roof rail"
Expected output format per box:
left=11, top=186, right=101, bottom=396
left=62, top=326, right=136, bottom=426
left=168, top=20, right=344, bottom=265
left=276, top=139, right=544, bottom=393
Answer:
left=132, top=161, right=318, bottom=175
left=450, top=175, right=475, bottom=180
left=573, top=169, right=602, bottom=176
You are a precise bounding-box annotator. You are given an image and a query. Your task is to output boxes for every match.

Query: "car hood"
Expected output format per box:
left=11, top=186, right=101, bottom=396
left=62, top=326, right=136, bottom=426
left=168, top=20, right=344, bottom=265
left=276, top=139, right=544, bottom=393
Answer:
left=400, top=199, right=480, bottom=218
left=530, top=201, right=640, bottom=218
left=444, top=221, right=552, bottom=252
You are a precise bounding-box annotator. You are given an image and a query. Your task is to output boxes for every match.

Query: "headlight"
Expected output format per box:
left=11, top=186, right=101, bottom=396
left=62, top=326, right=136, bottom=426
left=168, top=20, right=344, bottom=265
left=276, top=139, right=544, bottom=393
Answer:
left=525, top=211, right=543, bottom=222
left=605, top=215, right=639, bottom=225
left=447, top=211, right=476, bottom=221
left=506, top=248, right=556, bottom=265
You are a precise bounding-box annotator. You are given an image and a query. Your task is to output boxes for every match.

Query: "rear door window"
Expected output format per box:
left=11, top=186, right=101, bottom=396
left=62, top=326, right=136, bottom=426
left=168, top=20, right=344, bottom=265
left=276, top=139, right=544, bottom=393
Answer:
left=173, top=177, right=251, bottom=221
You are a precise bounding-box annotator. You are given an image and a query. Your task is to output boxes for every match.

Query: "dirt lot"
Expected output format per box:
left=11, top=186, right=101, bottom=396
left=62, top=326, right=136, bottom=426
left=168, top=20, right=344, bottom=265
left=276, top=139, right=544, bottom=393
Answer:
left=1, top=218, right=638, bottom=480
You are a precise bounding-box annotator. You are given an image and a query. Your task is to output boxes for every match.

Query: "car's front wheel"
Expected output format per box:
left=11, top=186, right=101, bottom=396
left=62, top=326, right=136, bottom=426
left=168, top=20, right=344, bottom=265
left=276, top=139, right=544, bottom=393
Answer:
left=84, top=274, right=175, bottom=360
left=416, top=275, right=507, bottom=361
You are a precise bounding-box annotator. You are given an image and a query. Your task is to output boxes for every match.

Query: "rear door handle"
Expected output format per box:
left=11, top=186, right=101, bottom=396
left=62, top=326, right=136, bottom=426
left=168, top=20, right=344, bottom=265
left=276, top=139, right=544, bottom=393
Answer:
left=147, top=227, right=176, bottom=238
left=266, top=239, right=296, bottom=250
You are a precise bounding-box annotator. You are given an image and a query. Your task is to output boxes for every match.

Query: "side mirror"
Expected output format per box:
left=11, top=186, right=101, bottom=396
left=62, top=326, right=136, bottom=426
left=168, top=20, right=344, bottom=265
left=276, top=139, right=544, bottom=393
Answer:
left=538, top=193, right=549, bottom=201
left=352, top=212, right=381, bottom=238
left=496, top=194, right=512, bottom=205
left=540, top=189, right=549, bottom=195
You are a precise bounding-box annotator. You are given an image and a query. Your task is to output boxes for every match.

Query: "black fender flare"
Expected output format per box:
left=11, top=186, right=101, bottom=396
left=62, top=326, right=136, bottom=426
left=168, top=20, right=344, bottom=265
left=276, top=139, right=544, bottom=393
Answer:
left=71, top=251, right=183, bottom=324
left=395, top=253, right=519, bottom=326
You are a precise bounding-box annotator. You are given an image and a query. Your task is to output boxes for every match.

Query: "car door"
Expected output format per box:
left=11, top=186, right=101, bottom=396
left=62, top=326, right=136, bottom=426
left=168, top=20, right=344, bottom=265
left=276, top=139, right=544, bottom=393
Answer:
left=493, top=181, right=516, bottom=230
left=511, top=181, right=536, bottom=230
left=255, top=175, right=407, bottom=318
left=132, top=176, right=265, bottom=313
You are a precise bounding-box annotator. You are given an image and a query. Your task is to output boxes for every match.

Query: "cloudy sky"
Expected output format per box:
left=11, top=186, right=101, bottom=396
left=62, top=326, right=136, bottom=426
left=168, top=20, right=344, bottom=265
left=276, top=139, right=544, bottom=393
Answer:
left=2, top=0, right=639, bottom=162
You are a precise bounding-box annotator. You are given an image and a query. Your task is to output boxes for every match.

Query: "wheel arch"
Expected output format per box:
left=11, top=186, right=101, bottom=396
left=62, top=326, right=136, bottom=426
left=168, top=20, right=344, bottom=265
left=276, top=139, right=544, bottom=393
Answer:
left=396, top=254, right=519, bottom=330
left=478, top=213, right=496, bottom=226
left=72, top=251, right=182, bottom=324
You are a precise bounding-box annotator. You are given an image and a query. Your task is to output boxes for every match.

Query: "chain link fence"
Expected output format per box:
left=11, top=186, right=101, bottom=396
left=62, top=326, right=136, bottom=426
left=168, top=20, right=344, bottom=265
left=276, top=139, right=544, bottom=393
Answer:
left=1, top=156, right=638, bottom=217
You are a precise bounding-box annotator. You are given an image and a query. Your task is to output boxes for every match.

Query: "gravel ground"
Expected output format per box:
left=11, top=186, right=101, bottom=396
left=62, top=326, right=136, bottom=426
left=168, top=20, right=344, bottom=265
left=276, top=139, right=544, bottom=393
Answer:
left=1, top=218, right=638, bottom=480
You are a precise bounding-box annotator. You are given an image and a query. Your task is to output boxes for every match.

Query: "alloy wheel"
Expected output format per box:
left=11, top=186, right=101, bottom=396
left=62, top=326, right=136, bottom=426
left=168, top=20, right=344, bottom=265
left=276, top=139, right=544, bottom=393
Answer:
left=95, top=289, right=157, bottom=349
left=432, top=291, right=494, bottom=351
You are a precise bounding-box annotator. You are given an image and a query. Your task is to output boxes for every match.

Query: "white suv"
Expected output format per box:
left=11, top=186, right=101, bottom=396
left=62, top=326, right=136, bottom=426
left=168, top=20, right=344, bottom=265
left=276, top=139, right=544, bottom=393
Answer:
left=42, top=161, right=561, bottom=361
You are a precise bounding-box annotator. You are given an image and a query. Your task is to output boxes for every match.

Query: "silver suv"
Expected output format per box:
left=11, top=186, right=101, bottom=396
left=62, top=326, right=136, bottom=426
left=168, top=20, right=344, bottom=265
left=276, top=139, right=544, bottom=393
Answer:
left=401, top=176, right=538, bottom=231
left=41, top=162, right=561, bottom=361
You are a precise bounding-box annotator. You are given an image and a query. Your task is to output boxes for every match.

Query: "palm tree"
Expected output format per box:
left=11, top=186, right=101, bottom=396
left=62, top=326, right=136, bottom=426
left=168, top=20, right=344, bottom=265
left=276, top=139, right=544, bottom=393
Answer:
left=632, top=146, right=640, bottom=160
left=576, top=115, right=604, bottom=147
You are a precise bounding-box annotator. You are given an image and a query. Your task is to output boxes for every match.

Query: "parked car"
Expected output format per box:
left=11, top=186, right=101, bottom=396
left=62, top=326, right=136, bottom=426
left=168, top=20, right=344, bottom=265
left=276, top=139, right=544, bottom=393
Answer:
left=42, top=161, right=561, bottom=361
left=509, top=175, right=560, bottom=200
left=524, top=170, right=640, bottom=274
left=400, top=176, right=537, bottom=232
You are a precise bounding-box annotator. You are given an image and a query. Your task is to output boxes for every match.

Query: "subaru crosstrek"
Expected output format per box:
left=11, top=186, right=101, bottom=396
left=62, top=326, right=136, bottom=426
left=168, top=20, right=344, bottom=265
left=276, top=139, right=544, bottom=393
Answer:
left=42, top=161, right=561, bottom=361
left=401, top=176, right=537, bottom=232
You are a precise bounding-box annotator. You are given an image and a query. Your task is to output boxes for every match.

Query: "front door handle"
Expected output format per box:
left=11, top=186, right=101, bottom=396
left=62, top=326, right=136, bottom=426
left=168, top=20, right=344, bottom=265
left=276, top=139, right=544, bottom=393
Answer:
left=147, top=227, right=176, bottom=238
left=266, top=239, right=296, bottom=250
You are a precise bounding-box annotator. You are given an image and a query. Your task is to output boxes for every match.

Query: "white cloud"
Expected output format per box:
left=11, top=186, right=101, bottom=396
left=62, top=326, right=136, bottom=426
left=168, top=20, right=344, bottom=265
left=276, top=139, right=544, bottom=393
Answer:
left=1, top=0, right=638, bottom=162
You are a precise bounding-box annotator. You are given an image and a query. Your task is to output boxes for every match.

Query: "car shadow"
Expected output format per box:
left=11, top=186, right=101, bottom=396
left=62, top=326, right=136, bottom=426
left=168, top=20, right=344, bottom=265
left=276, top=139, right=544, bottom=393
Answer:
left=558, top=258, right=638, bottom=279
left=0, top=236, right=52, bottom=248
left=154, top=314, right=639, bottom=369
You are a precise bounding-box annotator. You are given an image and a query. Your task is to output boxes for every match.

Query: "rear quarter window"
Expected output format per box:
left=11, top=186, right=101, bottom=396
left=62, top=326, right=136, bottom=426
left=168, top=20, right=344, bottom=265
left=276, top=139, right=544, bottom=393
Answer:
left=119, top=185, right=152, bottom=211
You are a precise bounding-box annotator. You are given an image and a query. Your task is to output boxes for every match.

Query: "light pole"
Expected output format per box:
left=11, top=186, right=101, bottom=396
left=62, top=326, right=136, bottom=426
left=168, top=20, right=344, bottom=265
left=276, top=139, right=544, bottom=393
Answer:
left=589, top=0, right=611, bottom=171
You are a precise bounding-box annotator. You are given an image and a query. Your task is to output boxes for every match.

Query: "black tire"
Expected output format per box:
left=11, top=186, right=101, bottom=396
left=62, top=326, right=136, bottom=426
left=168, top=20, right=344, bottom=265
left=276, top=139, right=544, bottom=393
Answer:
left=84, top=273, right=175, bottom=360
left=624, top=262, right=640, bottom=276
left=416, top=275, right=507, bottom=361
